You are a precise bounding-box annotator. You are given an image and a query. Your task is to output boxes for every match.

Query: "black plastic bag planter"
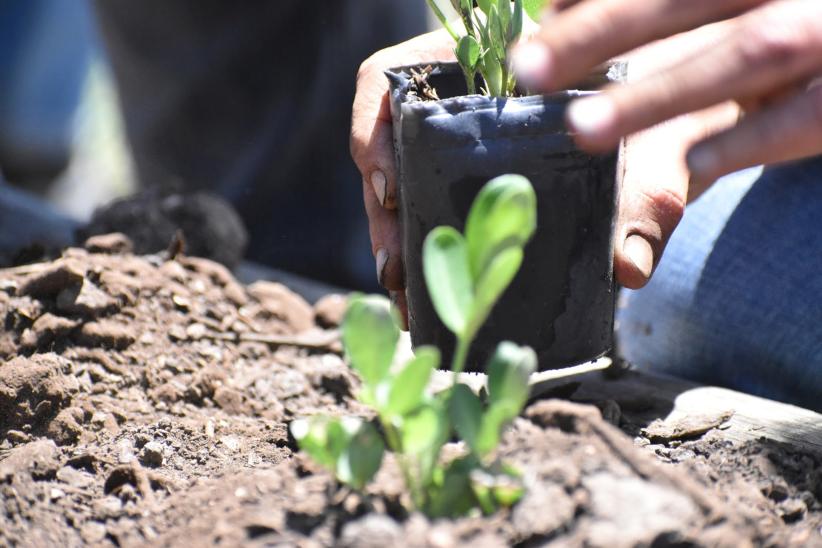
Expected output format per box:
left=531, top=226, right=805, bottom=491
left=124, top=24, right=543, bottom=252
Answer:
left=387, top=62, right=625, bottom=372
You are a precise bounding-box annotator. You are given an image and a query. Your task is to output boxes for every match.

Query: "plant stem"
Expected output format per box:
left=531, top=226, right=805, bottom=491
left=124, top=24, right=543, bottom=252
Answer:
left=464, top=70, right=476, bottom=95
left=424, top=0, right=460, bottom=41
left=383, top=420, right=424, bottom=509
left=451, top=335, right=471, bottom=381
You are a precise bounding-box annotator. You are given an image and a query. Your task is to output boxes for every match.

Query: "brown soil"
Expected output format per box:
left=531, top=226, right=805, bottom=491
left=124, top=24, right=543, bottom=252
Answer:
left=1, top=238, right=820, bottom=547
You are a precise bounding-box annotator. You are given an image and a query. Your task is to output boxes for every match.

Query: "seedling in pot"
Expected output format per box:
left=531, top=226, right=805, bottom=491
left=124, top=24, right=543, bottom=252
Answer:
left=426, top=0, right=550, bottom=96
left=291, top=174, right=538, bottom=517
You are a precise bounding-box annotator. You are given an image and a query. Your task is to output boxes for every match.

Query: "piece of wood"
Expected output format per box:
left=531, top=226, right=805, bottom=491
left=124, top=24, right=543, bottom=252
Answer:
left=567, top=370, right=822, bottom=454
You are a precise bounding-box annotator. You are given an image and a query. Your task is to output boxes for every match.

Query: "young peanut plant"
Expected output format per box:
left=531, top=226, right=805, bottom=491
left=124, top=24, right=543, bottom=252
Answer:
left=426, top=0, right=550, bottom=96
left=291, top=174, right=538, bottom=517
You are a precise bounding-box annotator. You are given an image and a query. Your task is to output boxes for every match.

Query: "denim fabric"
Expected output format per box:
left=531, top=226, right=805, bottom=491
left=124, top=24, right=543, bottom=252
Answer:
left=617, top=156, right=822, bottom=410
left=0, top=0, right=95, bottom=173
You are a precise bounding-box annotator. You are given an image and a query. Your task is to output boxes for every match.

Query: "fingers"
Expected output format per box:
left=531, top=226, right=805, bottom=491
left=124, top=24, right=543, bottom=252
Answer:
left=688, top=84, right=822, bottom=187
left=613, top=101, right=742, bottom=288
left=350, top=31, right=455, bottom=211
left=351, top=58, right=399, bottom=210
left=512, top=0, right=767, bottom=92
left=565, top=1, right=822, bottom=151
left=351, top=31, right=454, bottom=296
left=363, top=179, right=404, bottom=291
left=614, top=124, right=687, bottom=289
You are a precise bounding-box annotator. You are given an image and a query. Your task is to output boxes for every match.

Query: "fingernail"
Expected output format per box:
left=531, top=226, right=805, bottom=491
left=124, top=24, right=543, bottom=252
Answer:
left=511, top=41, right=553, bottom=89
left=686, top=146, right=719, bottom=179
left=623, top=234, right=654, bottom=280
left=567, top=95, right=616, bottom=138
left=375, top=248, right=389, bottom=285
left=371, top=170, right=387, bottom=206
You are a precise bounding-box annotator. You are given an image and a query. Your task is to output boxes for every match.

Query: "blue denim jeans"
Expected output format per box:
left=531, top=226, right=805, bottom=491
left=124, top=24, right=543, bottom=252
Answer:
left=617, top=156, right=822, bottom=411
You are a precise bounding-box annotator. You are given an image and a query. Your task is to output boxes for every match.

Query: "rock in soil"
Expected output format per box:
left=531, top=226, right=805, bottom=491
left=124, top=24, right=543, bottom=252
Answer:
left=0, top=240, right=820, bottom=547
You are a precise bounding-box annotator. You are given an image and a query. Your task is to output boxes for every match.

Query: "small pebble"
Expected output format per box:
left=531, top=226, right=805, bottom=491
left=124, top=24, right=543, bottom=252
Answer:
left=140, top=441, right=164, bottom=467
left=779, top=498, right=807, bottom=523
left=80, top=521, right=107, bottom=543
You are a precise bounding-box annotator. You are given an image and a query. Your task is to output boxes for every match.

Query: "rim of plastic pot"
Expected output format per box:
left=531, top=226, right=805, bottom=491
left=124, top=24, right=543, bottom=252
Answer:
left=385, top=60, right=626, bottom=113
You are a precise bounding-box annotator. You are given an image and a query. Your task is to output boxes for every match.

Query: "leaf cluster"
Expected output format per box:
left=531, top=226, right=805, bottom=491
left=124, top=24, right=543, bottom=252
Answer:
left=426, top=0, right=550, bottom=96
left=291, top=175, right=538, bottom=517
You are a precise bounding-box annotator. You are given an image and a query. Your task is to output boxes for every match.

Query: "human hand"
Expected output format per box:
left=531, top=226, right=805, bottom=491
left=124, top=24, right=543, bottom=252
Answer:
left=350, top=31, right=455, bottom=326
left=513, top=0, right=822, bottom=286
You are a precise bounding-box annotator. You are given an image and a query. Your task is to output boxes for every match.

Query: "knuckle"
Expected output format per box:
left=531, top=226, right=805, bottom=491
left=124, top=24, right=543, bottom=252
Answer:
left=356, top=58, right=375, bottom=84
left=635, top=186, right=686, bottom=238
left=356, top=50, right=389, bottom=84
left=736, top=22, right=808, bottom=69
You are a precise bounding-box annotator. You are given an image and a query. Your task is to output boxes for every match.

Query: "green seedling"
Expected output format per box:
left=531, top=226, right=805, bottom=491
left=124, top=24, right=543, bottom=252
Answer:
left=291, top=174, right=538, bottom=517
left=425, top=0, right=551, bottom=96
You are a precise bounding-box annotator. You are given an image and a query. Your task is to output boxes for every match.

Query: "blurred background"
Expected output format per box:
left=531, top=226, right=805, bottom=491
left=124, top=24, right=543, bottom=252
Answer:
left=0, top=0, right=431, bottom=299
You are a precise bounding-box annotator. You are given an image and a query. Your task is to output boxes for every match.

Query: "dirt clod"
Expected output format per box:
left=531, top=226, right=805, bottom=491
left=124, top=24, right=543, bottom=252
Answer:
left=17, top=261, right=85, bottom=299
left=0, top=242, right=819, bottom=547
left=641, top=410, right=734, bottom=442
left=314, top=293, right=348, bottom=328
left=140, top=441, right=164, bottom=467
left=84, top=232, right=134, bottom=255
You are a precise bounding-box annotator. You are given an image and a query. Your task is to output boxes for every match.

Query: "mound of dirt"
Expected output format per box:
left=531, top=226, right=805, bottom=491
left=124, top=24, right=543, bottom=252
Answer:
left=0, top=237, right=819, bottom=547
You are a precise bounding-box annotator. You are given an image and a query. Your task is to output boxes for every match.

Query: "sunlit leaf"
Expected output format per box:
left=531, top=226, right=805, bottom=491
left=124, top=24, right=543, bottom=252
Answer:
left=476, top=401, right=518, bottom=456
left=423, top=227, right=474, bottom=336
left=402, top=403, right=448, bottom=486
left=465, top=174, right=537, bottom=280
left=386, top=347, right=440, bottom=416
left=489, top=4, right=507, bottom=61
left=477, top=0, right=493, bottom=14
left=290, top=417, right=339, bottom=470
left=487, top=341, right=536, bottom=410
left=497, top=0, right=512, bottom=32
left=342, top=295, right=399, bottom=389
left=523, top=0, right=550, bottom=22
left=425, top=457, right=478, bottom=518
left=481, top=48, right=504, bottom=96
left=456, top=35, right=482, bottom=72
left=510, top=0, right=524, bottom=41
left=402, top=404, right=444, bottom=455
left=448, top=384, right=483, bottom=451
left=425, top=0, right=461, bottom=40
left=470, top=246, right=523, bottom=333
left=338, top=420, right=385, bottom=490
left=475, top=342, right=537, bottom=456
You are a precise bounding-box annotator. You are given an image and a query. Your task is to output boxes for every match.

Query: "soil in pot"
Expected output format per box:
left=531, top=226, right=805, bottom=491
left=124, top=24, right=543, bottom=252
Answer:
left=388, top=62, right=625, bottom=372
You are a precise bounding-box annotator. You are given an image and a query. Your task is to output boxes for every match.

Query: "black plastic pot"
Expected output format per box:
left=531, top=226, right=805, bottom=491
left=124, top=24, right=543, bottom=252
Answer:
left=387, top=62, right=625, bottom=372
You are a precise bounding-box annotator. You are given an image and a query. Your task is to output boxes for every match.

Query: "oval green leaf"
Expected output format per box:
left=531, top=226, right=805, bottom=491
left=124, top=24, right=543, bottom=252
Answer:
left=456, top=35, right=481, bottom=72
left=402, top=403, right=444, bottom=455
left=487, top=341, right=536, bottom=410
left=464, top=174, right=537, bottom=280
left=470, top=246, right=523, bottom=334
left=523, top=0, right=550, bottom=22
left=423, top=227, right=474, bottom=336
left=386, top=346, right=440, bottom=417
left=448, top=383, right=483, bottom=452
left=341, top=295, right=399, bottom=388
left=510, top=0, right=524, bottom=41
left=338, top=420, right=385, bottom=490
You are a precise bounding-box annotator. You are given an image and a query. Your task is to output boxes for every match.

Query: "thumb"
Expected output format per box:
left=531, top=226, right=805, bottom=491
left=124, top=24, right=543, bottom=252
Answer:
left=614, top=124, right=688, bottom=289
